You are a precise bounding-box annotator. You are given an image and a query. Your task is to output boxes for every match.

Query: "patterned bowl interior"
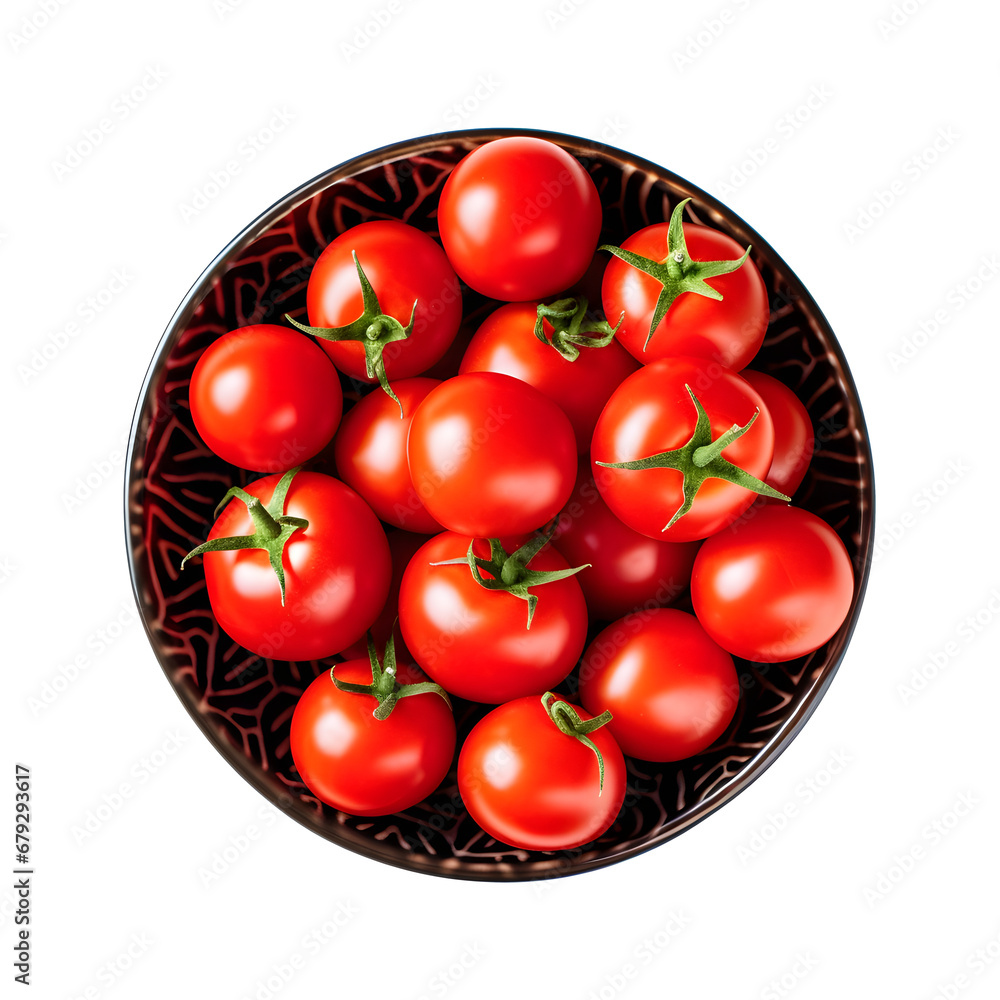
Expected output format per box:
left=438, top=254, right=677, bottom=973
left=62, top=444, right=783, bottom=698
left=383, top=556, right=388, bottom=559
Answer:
left=126, top=130, right=874, bottom=881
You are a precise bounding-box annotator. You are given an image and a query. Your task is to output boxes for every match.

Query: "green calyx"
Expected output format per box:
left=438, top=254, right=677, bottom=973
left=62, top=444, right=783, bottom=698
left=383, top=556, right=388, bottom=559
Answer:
left=181, top=466, right=307, bottom=606
left=595, top=385, right=790, bottom=531
left=331, top=627, right=451, bottom=721
left=598, top=198, right=751, bottom=352
left=541, top=692, right=614, bottom=794
left=430, top=528, right=590, bottom=629
left=533, top=297, right=623, bottom=362
left=285, top=251, right=416, bottom=416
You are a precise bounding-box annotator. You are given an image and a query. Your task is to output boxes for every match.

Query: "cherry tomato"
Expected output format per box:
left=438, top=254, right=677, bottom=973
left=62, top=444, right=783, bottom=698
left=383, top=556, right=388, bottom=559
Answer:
left=552, top=467, right=699, bottom=620
left=740, top=370, right=814, bottom=498
left=602, top=220, right=768, bottom=370
left=337, top=529, right=431, bottom=662
left=190, top=471, right=391, bottom=661
left=291, top=657, right=455, bottom=816
left=407, top=371, right=577, bottom=537
left=333, top=378, right=443, bottom=533
left=459, top=301, right=638, bottom=453
left=438, top=137, right=602, bottom=301
left=590, top=357, right=776, bottom=542
left=398, top=531, right=588, bottom=703
left=579, top=609, right=738, bottom=761
left=305, top=220, right=462, bottom=384
left=458, top=693, right=626, bottom=851
left=690, top=504, right=855, bottom=662
left=189, top=325, right=342, bottom=473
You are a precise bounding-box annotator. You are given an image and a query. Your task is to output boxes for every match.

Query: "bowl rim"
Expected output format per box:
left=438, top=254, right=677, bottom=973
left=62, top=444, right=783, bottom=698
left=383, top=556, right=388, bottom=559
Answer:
left=124, top=126, right=875, bottom=881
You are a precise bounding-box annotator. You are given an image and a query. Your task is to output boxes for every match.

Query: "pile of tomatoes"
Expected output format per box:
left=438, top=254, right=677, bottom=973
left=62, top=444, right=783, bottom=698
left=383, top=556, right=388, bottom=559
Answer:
left=181, top=137, right=855, bottom=853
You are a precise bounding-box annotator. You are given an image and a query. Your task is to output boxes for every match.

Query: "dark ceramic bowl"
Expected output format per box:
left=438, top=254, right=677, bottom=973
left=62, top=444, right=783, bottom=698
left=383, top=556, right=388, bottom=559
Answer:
left=125, top=129, right=874, bottom=881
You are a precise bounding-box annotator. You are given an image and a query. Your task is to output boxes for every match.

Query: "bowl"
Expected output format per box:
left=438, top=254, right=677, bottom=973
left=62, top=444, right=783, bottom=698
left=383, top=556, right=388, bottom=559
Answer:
left=125, top=128, right=874, bottom=881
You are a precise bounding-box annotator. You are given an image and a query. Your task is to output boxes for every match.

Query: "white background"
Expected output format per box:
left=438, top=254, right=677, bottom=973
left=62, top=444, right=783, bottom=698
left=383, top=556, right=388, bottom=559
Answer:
left=4, top=0, right=999, bottom=996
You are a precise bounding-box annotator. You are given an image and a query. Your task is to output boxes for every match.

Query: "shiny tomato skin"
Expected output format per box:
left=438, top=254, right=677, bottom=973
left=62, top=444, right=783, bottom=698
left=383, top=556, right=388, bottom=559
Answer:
left=202, top=472, right=391, bottom=661
left=306, top=220, right=462, bottom=383
left=740, top=370, right=814, bottom=498
left=602, top=223, right=768, bottom=370
left=691, top=504, right=855, bottom=662
left=337, top=529, right=431, bottom=662
left=459, top=302, right=639, bottom=452
left=290, top=658, right=455, bottom=816
left=398, top=532, right=588, bottom=704
left=579, top=609, right=738, bottom=762
left=438, top=137, right=602, bottom=301
left=458, top=696, right=626, bottom=851
left=190, top=325, right=343, bottom=473
left=551, top=467, right=700, bottom=620
left=590, top=358, right=775, bottom=542
left=333, top=378, right=443, bottom=533
left=407, top=371, right=577, bottom=537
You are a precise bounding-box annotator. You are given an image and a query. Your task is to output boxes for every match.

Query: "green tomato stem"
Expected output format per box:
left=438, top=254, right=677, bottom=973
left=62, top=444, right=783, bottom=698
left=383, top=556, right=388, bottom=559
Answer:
left=429, top=525, right=590, bottom=629
left=540, top=692, right=614, bottom=794
left=598, top=198, right=751, bottom=352
left=285, top=252, right=416, bottom=417
left=181, top=467, right=308, bottom=606
left=533, top=297, right=623, bottom=362
left=331, top=626, right=452, bottom=721
left=595, top=385, right=790, bottom=531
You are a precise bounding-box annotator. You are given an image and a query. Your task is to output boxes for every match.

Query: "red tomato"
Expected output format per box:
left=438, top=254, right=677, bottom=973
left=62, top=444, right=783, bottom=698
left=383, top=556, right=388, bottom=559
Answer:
left=188, top=471, right=391, bottom=661
left=579, top=609, right=738, bottom=761
left=407, top=371, right=577, bottom=537
left=602, top=218, right=768, bottom=370
left=591, top=357, right=777, bottom=542
left=398, top=532, right=588, bottom=703
left=290, top=658, right=455, bottom=816
left=740, top=370, right=814, bottom=498
left=337, top=529, right=431, bottom=662
left=552, top=467, right=699, bottom=620
left=333, top=378, right=442, bottom=533
left=691, top=504, right=855, bottom=662
left=438, top=137, right=602, bottom=301
left=190, top=325, right=342, bottom=472
left=304, top=220, right=462, bottom=384
left=458, top=693, right=626, bottom=851
left=459, top=300, right=638, bottom=453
